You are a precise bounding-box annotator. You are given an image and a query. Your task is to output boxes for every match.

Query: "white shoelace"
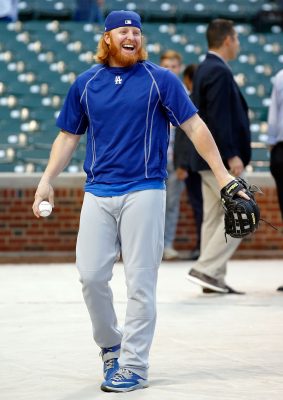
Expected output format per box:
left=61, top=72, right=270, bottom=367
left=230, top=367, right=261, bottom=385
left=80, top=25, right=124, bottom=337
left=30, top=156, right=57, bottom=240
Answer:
left=104, top=359, right=115, bottom=371
left=112, top=368, right=133, bottom=381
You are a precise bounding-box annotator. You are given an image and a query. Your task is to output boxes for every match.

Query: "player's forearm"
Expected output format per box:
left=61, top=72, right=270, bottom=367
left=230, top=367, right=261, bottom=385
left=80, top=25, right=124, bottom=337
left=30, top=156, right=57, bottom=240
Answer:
left=180, top=115, right=233, bottom=188
left=193, top=133, right=229, bottom=187
left=40, top=131, right=80, bottom=183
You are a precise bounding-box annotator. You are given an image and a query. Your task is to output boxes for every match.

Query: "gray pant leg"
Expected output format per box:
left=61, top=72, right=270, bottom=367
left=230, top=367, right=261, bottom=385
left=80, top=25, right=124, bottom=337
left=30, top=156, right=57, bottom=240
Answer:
left=194, top=171, right=241, bottom=282
left=118, top=190, right=166, bottom=379
left=164, top=161, right=184, bottom=248
left=76, top=192, right=122, bottom=348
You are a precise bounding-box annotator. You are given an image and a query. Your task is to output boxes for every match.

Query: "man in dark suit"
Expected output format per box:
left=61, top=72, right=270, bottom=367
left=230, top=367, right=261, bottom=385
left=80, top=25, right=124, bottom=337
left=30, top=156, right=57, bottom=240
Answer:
left=174, top=64, right=203, bottom=261
left=187, top=19, right=251, bottom=294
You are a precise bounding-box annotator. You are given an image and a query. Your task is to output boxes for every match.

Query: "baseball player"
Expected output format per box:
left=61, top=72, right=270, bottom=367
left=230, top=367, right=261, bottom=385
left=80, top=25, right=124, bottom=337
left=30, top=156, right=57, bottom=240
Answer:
left=32, top=10, right=246, bottom=393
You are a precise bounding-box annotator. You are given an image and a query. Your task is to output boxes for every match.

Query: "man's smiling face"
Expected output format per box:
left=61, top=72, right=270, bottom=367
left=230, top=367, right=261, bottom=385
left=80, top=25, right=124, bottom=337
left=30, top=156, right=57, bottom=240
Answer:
left=104, top=26, right=142, bottom=67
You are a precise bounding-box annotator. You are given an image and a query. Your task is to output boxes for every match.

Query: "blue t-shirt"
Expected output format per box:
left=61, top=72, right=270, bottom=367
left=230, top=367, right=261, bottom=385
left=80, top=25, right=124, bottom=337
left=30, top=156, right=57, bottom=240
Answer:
left=56, top=61, right=197, bottom=196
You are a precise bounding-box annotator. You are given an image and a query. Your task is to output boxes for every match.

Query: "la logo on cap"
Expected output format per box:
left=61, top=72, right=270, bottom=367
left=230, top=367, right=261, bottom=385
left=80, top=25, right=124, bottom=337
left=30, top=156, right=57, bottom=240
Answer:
left=125, top=19, right=132, bottom=24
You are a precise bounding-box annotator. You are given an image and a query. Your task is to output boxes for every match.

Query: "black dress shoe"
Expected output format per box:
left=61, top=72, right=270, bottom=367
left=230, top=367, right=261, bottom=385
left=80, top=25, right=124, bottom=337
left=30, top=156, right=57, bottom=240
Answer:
left=203, top=285, right=245, bottom=295
left=187, top=269, right=228, bottom=293
left=202, top=288, right=220, bottom=294
left=224, top=284, right=245, bottom=295
left=277, top=286, right=283, bottom=292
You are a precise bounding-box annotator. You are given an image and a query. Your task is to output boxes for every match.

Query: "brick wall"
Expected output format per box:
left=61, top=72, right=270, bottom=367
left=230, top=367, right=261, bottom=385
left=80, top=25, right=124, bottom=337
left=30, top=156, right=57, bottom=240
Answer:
left=0, top=173, right=282, bottom=263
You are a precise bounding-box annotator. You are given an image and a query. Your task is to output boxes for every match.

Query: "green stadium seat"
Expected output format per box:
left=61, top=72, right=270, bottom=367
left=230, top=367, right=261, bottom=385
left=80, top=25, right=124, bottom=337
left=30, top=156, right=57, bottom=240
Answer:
left=17, top=94, right=46, bottom=108
left=17, top=147, right=50, bottom=161
left=18, top=0, right=279, bottom=23
left=6, top=80, right=32, bottom=96
left=0, top=146, right=16, bottom=164
left=32, top=0, right=76, bottom=19
left=0, top=118, right=23, bottom=134
left=0, top=162, right=19, bottom=172
left=251, top=146, right=269, bottom=161
left=32, top=131, right=58, bottom=149
left=1, top=16, right=283, bottom=173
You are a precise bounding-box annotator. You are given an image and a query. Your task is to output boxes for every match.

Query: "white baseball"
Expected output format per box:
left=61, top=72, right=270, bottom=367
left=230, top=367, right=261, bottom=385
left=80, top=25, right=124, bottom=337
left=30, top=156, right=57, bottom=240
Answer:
left=39, top=201, right=52, bottom=217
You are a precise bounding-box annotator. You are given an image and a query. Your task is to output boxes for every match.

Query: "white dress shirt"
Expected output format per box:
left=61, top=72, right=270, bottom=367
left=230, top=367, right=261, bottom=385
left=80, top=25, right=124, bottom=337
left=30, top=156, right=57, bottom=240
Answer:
left=267, top=69, right=283, bottom=145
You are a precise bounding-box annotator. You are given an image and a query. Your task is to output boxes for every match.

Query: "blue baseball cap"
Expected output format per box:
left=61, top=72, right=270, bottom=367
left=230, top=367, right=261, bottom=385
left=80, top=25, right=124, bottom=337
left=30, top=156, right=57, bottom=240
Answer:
left=104, top=10, right=142, bottom=32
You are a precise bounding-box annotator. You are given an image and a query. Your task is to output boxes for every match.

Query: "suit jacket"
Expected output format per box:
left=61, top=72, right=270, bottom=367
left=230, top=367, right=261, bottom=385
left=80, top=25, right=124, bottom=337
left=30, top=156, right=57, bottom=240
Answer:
left=174, top=125, right=195, bottom=171
left=174, top=92, right=198, bottom=171
left=190, top=53, right=251, bottom=171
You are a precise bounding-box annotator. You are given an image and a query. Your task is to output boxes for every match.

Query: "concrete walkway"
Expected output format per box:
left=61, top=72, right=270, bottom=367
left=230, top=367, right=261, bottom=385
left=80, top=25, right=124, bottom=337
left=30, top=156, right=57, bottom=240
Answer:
left=1, top=260, right=283, bottom=400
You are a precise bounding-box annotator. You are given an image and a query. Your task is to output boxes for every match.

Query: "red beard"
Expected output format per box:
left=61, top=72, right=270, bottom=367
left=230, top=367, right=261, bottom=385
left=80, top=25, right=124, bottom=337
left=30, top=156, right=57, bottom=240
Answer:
left=109, top=36, right=142, bottom=67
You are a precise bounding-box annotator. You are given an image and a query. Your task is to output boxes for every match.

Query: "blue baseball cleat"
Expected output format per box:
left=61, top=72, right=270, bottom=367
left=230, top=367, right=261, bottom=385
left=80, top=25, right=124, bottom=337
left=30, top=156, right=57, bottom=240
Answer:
left=100, top=344, right=120, bottom=380
left=100, top=368, right=149, bottom=392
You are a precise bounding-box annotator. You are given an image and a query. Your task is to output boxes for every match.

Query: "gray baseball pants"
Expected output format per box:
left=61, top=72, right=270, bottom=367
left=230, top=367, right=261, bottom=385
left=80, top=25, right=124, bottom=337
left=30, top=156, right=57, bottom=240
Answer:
left=76, top=190, right=166, bottom=378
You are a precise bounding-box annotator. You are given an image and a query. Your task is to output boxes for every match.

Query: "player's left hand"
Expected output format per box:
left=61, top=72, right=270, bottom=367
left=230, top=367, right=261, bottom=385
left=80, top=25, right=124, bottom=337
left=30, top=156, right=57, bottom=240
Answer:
left=220, top=177, right=261, bottom=238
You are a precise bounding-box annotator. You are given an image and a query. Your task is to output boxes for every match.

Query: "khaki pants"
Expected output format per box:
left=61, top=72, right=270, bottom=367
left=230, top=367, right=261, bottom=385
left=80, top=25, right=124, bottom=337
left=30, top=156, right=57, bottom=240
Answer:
left=193, top=171, right=241, bottom=283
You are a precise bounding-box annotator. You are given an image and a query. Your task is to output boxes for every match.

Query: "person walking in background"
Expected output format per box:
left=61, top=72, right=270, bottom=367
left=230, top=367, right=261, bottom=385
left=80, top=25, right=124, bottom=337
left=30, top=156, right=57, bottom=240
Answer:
left=160, top=50, right=188, bottom=260
left=0, top=0, right=18, bottom=22
left=183, top=64, right=197, bottom=94
left=175, top=64, right=203, bottom=260
left=267, top=69, right=283, bottom=292
left=32, top=10, right=247, bottom=392
left=187, top=19, right=251, bottom=294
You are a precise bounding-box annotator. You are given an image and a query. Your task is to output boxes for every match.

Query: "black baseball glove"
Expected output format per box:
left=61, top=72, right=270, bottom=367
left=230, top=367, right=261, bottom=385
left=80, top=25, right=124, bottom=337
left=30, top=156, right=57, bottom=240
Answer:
left=220, top=177, right=261, bottom=238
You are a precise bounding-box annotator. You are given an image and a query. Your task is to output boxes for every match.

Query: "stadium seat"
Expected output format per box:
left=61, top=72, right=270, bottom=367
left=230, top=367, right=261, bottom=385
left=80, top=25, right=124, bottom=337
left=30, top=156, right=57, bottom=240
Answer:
left=0, top=162, right=19, bottom=172
left=1, top=9, right=283, bottom=172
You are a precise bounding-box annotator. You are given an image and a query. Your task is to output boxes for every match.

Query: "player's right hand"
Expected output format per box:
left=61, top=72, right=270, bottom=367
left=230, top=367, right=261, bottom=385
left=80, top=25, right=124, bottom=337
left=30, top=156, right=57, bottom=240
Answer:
left=32, top=181, right=54, bottom=218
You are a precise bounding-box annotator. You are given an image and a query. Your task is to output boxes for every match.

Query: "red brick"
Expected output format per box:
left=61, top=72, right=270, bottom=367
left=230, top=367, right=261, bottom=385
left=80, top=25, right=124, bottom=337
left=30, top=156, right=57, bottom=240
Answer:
left=1, top=185, right=283, bottom=260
